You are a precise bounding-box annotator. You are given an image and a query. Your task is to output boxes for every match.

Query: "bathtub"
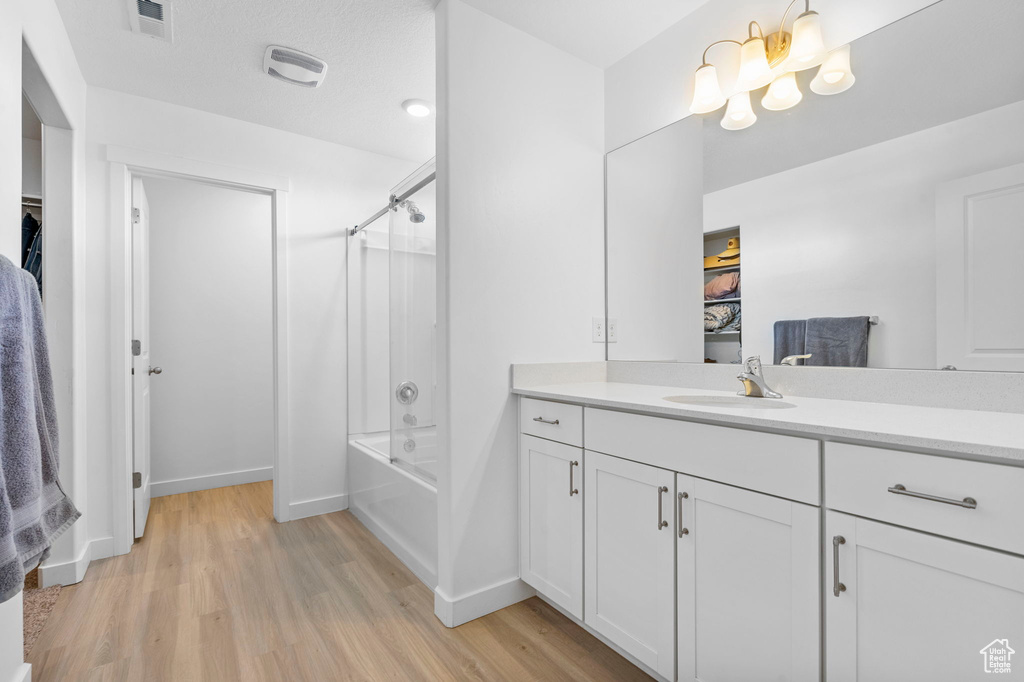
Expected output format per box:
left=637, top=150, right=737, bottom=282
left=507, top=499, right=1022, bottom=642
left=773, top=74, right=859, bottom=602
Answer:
left=347, top=430, right=438, bottom=588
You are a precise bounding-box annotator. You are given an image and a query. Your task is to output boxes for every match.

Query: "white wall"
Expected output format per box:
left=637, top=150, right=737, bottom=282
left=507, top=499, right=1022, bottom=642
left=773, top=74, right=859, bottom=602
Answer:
left=705, top=99, right=1024, bottom=369
left=604, top=0, right=937, bottom=151
left=144, top=177, right=275, bottom=495
left=607, top=116, right=704, bottom=361
left=21, top=138, right=41, bottom=197
left=85, top=88, right=417, bottom=541
left=436, top=0, right=605, bottom=624
left=1, top=0, right=88, bottom=677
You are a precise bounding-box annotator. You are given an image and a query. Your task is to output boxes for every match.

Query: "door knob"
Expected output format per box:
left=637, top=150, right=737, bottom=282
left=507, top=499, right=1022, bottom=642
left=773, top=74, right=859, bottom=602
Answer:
left=148, top=367, right=163, bottom=375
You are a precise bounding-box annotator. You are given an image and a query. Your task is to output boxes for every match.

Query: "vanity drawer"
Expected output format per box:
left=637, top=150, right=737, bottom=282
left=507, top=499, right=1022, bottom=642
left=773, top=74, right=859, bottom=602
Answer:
left=825, top=443, right=1024, bottom=555
left=584, top=408, right=819, bottom=504
left=520, top=398, right=583, bottom=447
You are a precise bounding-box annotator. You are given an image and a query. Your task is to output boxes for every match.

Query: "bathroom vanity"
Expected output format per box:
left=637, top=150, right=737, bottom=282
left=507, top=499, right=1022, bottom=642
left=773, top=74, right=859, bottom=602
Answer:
left=513, top=373, right=1024, bottom=682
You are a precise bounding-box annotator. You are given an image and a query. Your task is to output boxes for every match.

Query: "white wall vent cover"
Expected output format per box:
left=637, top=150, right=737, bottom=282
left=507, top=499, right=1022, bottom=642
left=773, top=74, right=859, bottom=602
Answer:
left=127, top=0, right=173, bottom=42
left=263, top=46, right=328, bottom=89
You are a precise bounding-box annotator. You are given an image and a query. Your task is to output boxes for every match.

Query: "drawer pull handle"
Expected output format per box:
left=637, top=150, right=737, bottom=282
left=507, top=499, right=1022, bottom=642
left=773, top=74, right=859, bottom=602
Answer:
left=569, top=460, right=579, bottom=497
left=533, top=417, right=560, bottom=425
left=832, top=535, right=846, bottom=597
left=657, top=486, right=669, bottom=530
left=677, top=492, right=689, bottom=537
left=887, top=484, right=977, bottom=509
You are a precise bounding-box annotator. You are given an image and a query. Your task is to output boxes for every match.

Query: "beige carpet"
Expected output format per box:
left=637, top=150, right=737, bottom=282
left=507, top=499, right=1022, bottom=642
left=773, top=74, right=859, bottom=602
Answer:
left=22, top=568, right=61, bottom=658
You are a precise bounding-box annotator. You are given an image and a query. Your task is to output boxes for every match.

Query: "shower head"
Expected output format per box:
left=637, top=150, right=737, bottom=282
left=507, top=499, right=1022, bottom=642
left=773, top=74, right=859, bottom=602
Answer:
left=400, top=200, right=426, bottom=223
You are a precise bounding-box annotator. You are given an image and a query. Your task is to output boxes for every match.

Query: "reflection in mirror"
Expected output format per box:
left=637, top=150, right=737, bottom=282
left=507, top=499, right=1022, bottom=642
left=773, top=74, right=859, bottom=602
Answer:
left=606, top=0, right=1024, bottom=371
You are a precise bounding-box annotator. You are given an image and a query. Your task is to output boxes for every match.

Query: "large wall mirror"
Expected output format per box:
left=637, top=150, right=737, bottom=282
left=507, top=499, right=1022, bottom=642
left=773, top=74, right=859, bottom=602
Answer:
left=606, top=0, right=1024, bottom=371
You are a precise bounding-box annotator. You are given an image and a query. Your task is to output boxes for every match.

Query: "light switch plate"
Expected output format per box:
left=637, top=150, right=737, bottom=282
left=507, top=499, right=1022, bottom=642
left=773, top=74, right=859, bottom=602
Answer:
left=592, top=317, right=606, bottom=342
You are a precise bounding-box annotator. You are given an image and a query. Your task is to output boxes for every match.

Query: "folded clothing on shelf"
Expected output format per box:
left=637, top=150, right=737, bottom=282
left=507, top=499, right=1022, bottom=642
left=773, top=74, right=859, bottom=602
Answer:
left=704, top=271, right=740, bottom=300
left=704, top=303, right=741, bottom=332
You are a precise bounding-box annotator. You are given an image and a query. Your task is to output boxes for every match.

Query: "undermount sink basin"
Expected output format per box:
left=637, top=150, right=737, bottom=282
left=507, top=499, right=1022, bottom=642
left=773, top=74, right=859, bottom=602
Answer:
left=663, top=395, right=797, bottom=410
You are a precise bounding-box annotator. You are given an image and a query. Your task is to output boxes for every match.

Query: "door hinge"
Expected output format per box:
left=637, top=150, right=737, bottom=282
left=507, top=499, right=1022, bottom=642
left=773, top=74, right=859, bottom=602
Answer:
left=132, top=207, right=141, bottom=224
left=133, top=472, right=142, bottom=489
left=132, top=339, right=141, bottom=356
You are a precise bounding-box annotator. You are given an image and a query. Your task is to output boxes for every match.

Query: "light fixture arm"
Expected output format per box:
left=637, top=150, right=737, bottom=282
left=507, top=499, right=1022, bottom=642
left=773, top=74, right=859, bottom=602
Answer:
left=776, top=0, right=811, bottom=47
left=748, top=21, right=765, bottom=41
left=701, top=39, right=743, bottom=65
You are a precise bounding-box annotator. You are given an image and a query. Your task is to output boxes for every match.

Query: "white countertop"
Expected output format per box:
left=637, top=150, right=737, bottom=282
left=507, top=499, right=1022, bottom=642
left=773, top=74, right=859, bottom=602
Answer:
left=512, top=382, right=1024, bottom=463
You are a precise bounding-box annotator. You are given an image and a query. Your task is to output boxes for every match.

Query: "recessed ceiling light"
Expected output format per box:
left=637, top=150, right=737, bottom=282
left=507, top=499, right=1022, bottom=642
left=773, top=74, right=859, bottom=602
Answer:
left=402, top=99, right=432, bottom=117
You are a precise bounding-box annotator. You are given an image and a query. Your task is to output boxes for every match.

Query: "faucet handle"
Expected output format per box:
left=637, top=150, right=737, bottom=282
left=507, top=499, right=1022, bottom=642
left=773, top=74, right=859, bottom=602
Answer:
left=743, top=355, right=763, bottom=375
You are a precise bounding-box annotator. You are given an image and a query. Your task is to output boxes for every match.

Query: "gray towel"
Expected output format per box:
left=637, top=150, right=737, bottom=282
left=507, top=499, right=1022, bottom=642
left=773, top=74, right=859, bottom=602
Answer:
left=0, top=255, right=80, bottom=603
left=773, top=320, right=806, bottom=364
left=805, top=316, right=870, bottom=367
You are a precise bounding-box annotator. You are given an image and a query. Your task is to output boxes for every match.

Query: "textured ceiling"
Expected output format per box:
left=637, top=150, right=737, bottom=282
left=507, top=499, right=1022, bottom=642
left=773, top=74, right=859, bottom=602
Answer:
left=56, top=0, right=437, bottom=162
left=459, top=0, right=711, bottom=68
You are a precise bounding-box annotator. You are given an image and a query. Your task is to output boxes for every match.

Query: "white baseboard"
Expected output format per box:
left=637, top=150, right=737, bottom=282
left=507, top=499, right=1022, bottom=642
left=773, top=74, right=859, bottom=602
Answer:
left=287, top=493, right=349, bottom=521
left=38, top=536, right=113, bottom=588
left=434, top=577, right=535, bottom=628
left=7, top=663, right=30, bottom=682
left=151, top=466, right=273, bottom=497
left=349, top=506, right=437, bottom=589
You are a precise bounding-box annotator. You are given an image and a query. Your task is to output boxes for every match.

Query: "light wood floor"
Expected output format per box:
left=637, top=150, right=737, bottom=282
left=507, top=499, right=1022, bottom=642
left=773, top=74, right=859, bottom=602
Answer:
left=28, top=482, right=650, bottom=681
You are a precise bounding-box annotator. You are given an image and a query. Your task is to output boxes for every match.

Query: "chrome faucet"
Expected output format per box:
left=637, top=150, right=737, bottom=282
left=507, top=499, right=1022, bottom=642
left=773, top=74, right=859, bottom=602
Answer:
left=737, top=356, right=783, bottom=399
left=780, top=353, right=812, bottom=366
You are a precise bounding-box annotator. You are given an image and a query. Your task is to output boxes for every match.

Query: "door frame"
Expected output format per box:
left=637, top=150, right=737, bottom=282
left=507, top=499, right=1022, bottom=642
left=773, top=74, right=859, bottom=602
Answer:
left=107, top=145, right=293, bottom=556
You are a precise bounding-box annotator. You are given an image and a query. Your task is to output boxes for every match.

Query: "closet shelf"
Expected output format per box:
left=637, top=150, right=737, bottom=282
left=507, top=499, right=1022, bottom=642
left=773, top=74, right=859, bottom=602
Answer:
left=704, top=264, right=740, bottom=274
left=704, top=298, right=741, bottom=305
left=705, top=330, right=741, bottom=336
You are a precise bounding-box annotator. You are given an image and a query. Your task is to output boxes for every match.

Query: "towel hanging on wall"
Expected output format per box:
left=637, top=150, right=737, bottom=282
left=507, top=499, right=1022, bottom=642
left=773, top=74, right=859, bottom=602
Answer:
left=0, top=255, right=79, bottom=603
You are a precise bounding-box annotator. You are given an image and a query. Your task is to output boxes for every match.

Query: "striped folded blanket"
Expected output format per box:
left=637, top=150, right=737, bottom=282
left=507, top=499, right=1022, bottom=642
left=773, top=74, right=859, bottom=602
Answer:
left=704, top=303, right=742, bottom=332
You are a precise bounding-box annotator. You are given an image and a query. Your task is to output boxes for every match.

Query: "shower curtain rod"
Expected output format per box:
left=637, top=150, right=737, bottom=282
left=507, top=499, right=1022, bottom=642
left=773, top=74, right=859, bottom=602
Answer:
left=350, top=171, right=436, bottom=236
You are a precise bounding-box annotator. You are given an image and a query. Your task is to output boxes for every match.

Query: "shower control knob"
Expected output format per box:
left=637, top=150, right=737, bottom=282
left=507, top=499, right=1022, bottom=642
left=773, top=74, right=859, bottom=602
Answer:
left=396, top=381, right=419, bottom=405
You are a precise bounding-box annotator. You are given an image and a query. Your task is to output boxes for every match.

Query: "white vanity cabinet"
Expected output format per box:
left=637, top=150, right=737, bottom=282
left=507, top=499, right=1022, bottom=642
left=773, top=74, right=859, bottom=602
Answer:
left=825, top=443, right=1024, bottom=682
left=826, top=511, right=1024, bottom=682
left=519, top=434, right=584, bottom=619
left=583, top=451, right=677, bottom=680
left=677, top=475, right=820, bottom=682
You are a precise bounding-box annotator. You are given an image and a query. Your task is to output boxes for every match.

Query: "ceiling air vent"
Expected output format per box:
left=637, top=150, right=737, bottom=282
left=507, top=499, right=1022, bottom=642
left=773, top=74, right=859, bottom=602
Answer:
left=127, top=0, right=173, bottom=42
left=263, top=46, right=328, bottom=89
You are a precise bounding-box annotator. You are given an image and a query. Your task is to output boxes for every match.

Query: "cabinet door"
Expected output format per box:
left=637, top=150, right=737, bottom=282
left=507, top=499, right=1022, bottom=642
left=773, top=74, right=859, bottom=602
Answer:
left=585, top=451, right=675, bottom=680
left=520, top=434, right=583, bottom=618
left=677, top=476, right=820, bottom=682
left=827, top=511, right=1024, bottom=682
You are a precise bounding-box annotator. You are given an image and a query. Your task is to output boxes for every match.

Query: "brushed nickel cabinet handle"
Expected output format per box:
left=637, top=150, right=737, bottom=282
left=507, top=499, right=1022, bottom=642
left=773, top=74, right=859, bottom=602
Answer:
left=677, top=492, right=689, bottom=537
left=533, top=417, right=559, bottom=425
left=569, top=460, right=579, bottom=497
left=657, top=486, right=669, bottom=530
left=887, top=484, right=977, bottom=509
left=833, top=535, right=847, bottom=597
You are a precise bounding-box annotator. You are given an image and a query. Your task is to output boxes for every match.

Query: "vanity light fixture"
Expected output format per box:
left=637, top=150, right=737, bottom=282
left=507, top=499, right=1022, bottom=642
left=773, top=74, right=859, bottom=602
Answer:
left=722, top=91, right=757, bottom=130
left=810, top=44, right=856, bottom=95
left=688, top=0, right=855, bottom=130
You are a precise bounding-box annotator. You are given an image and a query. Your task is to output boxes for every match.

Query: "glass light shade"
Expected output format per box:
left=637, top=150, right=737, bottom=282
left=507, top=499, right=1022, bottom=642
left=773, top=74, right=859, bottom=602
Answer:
left=735, top=37, right=773, bottom=91
left=761, top=72, right=803, bottom=111
left=810, top=44, right=856, bottom=95
left=689, top=64, right=726, bottom=114
left=783, top=11, right=827, bottom=71
left=721, top=91, right=757, bottom=131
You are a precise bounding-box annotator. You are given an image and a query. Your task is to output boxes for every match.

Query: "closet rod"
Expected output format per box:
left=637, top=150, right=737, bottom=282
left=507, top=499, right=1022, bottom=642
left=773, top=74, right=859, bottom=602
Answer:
left=350, top=171, right=436, bottom=236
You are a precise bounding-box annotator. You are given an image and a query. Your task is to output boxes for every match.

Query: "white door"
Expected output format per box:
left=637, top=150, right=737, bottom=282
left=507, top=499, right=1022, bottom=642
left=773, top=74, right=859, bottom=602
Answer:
left=677, top=476, right=819, bottom=682
left=519, top=435, right=583, bottom=619
left=584, top=451, right=675, bottom=680
left=827, top=511, right=1024, bottom=682
left=936, top=162, right=1024, bottom=370
left=131, top=176, right=153, bottom=538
